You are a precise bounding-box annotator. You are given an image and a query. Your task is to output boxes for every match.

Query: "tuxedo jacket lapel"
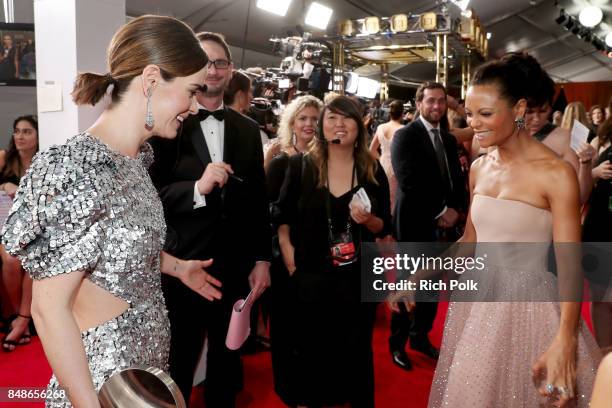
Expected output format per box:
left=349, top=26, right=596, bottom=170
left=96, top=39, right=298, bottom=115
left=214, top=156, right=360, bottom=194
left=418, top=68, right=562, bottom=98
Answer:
left=186, top=117, right=212, bottom=166
left=222, top=107, right=237, bottom=167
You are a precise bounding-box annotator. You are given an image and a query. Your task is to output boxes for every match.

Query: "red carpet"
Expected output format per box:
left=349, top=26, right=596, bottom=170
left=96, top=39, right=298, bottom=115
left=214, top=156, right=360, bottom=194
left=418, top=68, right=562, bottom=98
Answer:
left=0, top=302, right=593, bottom=407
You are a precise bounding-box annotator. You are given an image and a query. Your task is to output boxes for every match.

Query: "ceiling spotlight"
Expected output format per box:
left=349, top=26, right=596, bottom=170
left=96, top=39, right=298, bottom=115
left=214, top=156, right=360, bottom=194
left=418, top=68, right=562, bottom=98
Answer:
left=579, top=6, right=603, bottom=28
left=256, top=0, right=292, bottom=17
left=606, top=32, right=612, bottom=48
left=453, top=0, right=471, bottom=11
left=305, top=2, right=333, bottom=30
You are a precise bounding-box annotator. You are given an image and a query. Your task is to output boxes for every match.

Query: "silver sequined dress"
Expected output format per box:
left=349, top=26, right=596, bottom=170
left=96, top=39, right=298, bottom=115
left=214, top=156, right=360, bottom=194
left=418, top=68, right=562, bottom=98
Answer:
left=2, top=133, right=170, bottom=407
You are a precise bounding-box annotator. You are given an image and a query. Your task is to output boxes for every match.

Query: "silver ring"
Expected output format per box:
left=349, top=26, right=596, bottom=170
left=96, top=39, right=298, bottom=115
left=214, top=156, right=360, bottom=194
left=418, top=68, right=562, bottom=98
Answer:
left=546, top=383, right=555, bottom=394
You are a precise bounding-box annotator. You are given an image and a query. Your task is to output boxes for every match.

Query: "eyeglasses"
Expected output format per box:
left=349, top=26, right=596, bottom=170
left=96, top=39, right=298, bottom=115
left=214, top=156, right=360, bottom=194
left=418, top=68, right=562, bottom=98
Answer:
left=13, top=128, right=35, bottom=136
left=206, top=59, right=231, bottom=70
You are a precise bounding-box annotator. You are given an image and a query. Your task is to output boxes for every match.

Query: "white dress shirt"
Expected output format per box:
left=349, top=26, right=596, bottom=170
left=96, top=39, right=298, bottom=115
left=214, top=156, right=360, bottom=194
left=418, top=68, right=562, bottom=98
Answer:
left=193, top=102, right=225, bottom=209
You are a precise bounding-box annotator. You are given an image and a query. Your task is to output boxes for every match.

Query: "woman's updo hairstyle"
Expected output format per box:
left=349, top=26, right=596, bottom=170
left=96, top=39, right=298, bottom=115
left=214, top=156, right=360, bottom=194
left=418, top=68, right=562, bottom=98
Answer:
left=72, top=15, right=208, bottom=106
left=471, top=52, right=554, bottom=108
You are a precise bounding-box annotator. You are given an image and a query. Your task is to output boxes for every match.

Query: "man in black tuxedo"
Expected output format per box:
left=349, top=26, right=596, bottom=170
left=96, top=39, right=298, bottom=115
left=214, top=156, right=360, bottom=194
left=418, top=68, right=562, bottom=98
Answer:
left=149, top=32, right=271, bottom=407
left=389, top=82, right=466, bottom=370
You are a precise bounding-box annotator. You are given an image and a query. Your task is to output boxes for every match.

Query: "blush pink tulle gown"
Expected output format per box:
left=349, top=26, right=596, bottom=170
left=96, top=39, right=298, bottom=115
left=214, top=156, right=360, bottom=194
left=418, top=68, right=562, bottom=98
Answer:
left=428, top=194, right=602, bottom=407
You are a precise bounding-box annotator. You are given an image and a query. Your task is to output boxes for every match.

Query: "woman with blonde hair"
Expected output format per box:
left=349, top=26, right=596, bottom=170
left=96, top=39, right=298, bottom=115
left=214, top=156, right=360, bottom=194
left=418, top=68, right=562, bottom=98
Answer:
left=2, top=15, right=220, bottom=407
left=562, top=101, right=596, bottom=142
left=266, top=95, right=322, bottom=404
left=273, top=95, right=391, bottom=407
left=264, top=94, right=322, bottom=171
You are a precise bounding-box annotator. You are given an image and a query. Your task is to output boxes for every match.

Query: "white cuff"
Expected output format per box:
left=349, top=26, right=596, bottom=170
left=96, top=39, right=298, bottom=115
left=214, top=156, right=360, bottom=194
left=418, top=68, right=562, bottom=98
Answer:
left=435, top=206, right=447, bottom=219
left=193, top=182, right=206, bottom=209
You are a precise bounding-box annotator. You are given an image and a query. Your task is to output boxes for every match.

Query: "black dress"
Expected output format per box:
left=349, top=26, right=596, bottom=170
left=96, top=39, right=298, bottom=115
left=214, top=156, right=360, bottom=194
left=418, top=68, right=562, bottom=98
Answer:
left=583, top=146, right=612, bottom=287
left=267, top=152, right=298, bottom=405
left=273, top=154, right=391, bottom=407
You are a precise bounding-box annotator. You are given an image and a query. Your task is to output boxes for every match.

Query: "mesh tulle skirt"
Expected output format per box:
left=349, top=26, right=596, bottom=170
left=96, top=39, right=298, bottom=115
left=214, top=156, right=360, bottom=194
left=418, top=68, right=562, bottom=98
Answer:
left=428, top=301, right=602, bottom=407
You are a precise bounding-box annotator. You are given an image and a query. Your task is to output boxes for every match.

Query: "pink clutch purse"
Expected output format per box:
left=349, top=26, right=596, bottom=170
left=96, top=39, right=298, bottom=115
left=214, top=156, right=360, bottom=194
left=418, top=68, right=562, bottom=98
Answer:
left=225, top=290, right=254, bottom=350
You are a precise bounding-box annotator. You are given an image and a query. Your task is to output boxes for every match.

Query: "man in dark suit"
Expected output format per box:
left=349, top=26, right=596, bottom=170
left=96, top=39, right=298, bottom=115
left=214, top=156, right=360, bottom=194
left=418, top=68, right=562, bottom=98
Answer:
left=389, top=82, right=466, bottom=370
left=149, top=32, right=271, bottom=407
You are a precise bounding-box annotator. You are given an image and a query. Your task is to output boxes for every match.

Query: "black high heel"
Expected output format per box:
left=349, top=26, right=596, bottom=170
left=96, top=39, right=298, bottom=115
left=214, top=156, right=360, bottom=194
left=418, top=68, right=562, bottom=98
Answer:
left=2, top=314, right=32, bottom=352
left=0, top=314, right=16, bottom=334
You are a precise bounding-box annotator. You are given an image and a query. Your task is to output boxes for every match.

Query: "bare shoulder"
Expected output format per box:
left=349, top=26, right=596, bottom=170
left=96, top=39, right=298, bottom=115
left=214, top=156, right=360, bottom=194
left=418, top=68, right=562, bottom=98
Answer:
left=469, top=153, right=489, bottom=180
left=537, top=154, right=578, bottom=197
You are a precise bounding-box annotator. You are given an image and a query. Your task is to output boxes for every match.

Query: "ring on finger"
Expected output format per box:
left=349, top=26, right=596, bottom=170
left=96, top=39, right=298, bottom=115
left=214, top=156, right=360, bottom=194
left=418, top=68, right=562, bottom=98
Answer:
left=545, top=383, right=555, bottom=394
left=556, top=386, right=569, bottom=396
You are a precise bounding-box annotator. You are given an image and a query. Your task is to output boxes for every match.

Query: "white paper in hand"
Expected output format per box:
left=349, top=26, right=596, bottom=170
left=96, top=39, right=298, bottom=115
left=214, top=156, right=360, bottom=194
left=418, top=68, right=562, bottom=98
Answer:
left=350, top=187, right=371, bottom=213
left=570, top=120, right=589, bottom=152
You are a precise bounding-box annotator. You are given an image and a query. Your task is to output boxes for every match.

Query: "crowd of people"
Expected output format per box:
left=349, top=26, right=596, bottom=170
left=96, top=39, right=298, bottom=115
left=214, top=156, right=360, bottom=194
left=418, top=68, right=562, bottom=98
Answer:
left=1, top=13, right=612, bottom=408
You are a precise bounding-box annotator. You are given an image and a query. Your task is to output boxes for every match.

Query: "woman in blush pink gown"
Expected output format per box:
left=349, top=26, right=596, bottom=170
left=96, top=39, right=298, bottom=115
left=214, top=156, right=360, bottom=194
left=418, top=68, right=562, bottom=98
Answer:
left=427, top=53, right=601, bottom=408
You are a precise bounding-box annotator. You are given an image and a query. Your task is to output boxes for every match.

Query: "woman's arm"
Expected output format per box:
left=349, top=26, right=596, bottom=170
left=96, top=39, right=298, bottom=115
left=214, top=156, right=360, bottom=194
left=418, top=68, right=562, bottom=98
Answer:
left=532, top=161, right=582, bottom=406
left=32, top=272, right=100, bottom=407
left=369, top=131, right=381, bottom=159
left=590, top=354, right=612, bottom=408
left=278, top=224, right=296, bottom=275
left=160, top=251, right=222, bottom=301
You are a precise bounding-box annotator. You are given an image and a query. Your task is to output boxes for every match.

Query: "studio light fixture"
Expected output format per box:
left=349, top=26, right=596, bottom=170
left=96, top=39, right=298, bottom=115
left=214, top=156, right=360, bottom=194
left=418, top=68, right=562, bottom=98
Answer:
left=453, top=0, right=471, bottom=11
left=305, top=2, right=333, bottom=30
left=578, top=5, right=603, bottom=28
left=3, top=0, right=14, bottom=23
left=606, top=32, right=612, bottom=48
left=256, top=0, right=292, bottom=17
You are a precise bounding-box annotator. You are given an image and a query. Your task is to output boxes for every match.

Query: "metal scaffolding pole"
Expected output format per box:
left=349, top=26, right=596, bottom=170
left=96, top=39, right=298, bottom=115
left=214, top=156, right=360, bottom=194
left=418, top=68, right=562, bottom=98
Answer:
left=435, top=34, right=448, bottom=87
left=461, top=52, right=471, bottom=99
left=380, top=63, right=389, bottom=102
left=332, top=42, right=345, bottom=94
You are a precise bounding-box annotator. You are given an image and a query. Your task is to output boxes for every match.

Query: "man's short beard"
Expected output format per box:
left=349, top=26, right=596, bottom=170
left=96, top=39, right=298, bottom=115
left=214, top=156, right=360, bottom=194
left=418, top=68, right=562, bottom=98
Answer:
left=204, top=86, right=224, bottom=97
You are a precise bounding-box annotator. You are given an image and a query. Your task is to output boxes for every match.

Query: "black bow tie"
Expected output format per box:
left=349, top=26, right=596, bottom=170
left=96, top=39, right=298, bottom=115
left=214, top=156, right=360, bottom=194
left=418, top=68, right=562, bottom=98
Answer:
left=197, top=108, right=225, bottom=121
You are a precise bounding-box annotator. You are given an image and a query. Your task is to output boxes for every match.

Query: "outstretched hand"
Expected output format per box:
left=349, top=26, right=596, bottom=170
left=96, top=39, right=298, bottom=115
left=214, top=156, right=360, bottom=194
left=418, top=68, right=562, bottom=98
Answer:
left=178, top=259, right=222, bottom=301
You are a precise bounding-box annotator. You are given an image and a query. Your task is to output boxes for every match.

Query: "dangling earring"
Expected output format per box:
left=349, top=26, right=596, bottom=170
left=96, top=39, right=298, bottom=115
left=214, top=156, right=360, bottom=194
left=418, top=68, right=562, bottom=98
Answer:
left=515, top=116, right=525, bottom=130
left=145, top=87, right=155, bottom=129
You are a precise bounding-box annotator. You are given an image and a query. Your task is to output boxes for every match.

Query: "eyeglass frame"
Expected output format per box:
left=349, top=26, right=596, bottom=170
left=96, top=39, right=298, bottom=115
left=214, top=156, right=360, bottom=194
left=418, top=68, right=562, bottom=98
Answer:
left=206, top=59, right=231, bottom=70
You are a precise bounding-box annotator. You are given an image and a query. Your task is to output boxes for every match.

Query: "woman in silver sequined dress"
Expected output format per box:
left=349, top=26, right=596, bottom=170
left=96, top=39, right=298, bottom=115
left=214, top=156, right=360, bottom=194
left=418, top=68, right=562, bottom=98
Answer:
left=1, top=15, right=221, bottom=407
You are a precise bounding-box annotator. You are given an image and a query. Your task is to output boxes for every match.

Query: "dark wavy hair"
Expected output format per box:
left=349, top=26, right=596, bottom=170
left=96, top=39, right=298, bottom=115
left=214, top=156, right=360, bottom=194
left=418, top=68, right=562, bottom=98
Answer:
left=310, top=95, right=378, bottom=187
left=3, top=115, right=39, bottom=180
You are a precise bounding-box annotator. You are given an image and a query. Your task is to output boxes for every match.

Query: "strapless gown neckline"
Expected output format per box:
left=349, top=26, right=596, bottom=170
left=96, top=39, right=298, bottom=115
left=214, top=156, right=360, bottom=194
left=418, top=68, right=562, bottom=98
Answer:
left=428, top=192, right=601, bottom=407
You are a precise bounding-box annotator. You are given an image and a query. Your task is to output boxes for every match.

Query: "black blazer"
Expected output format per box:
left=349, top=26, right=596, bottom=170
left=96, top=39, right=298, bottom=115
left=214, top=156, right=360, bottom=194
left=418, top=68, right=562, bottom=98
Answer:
left=391, top=118, right=466, bottom=241
left=149, top=107, right=271, bottom=283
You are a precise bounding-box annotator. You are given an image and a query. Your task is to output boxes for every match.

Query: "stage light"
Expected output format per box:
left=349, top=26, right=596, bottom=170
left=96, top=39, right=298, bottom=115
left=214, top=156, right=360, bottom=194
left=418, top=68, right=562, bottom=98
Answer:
left=606, top=32, right=612, bottom=48
left=453, top=0, right=470, bottom=11
left=486, top=32, right=492, bottom=39
left=579, top=6, right=603, bottom=28
left=256, top=0, right=292, bottom=17
left=305, top=2, right=333, bottom=30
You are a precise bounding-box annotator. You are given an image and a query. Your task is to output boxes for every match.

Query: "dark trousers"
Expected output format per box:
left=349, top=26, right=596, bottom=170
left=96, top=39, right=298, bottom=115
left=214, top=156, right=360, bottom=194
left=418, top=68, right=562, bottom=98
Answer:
left=162, top=274, right=245, bottom=407
left=389, top=301, right=438, bottom=351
